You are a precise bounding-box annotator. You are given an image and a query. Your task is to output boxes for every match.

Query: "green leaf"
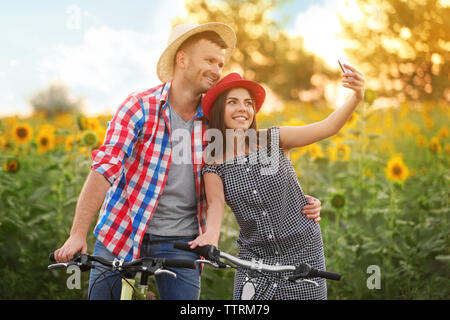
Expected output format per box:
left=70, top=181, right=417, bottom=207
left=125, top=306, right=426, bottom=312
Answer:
left=28, top=186, right=51, bottom=202
left=435, top=255, right=450, bottom=261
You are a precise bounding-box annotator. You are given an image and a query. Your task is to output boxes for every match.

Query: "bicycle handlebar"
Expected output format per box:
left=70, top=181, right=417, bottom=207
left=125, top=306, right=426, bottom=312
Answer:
left=173, top=242, right=341, bottom=281
left=173, top=242, right=220, bottom=261
left=48, top=252, right=197, bottom=270
left=292, top=262, right=341, bottom=281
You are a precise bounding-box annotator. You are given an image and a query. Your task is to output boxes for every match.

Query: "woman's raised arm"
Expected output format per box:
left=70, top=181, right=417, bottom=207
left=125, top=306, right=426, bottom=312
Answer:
left=280, top=64, right=365, bottom=152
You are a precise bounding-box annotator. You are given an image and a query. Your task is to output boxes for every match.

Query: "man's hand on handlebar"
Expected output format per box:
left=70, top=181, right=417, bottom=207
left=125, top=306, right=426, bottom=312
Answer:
left=53, top=234, right=87, bottom=263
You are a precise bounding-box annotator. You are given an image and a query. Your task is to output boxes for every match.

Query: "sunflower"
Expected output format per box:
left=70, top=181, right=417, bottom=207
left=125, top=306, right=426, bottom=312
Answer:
left=333, top=144, right=351, bottom=162
left=3, top=158, right=20, bottom=173
left=65, top=134, right=77, bottom=152
left=77, top=114, right=101, bottom=131
left=364, top=169, right=374, bottom=179
left=12, top=123, right=33, bottom=144
left=38, top=124, right=56, bottom=133
left=445, top=144, right=450, bottom=155
left=327, top=146, right=337, bottom=161
left=79, top=146, right=91, bottom=157
left=331, top=130, right=346, bottom=145
left=0, top=135, right=6, bottom=149
left=437, top=125, right=448, bottom=139
left=308, top=144, right=324, bottom=159
left=424, top=117, right=434, bottom=129
left=94, top=126, right=106, bottom=148
left=384, top=155, right=409, bottom=183
left=80, top=130, right=99, bottom=148
left=344, top=112, right=359, bottom=129
left=429, top=137, right=441, bottom=154
left=55, top=113, right=74, bottom=130
left=402, top=122, right=420, bottom=137
left=77, top=114, right=89, bottom=130
left=85, top=117, right=100, bottom=131
left=330, top=193, right=346, bottom=209
left=36, top=129, right=56, bottom=154
left=415, top=134, right=427, bottom=148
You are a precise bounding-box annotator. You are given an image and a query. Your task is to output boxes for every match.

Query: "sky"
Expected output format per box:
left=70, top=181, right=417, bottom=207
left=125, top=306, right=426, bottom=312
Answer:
left=0, top=0, right=357, bottom=117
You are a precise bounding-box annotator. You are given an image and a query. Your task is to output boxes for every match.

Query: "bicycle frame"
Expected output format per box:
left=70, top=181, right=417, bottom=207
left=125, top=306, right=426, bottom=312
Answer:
left=119, top=270, right=159, bottom=300
left=120, top=278, right=147, bottom=300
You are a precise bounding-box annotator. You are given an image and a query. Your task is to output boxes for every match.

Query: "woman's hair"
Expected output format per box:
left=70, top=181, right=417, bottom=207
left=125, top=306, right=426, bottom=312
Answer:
left=207, top=87, right=259, bottom=160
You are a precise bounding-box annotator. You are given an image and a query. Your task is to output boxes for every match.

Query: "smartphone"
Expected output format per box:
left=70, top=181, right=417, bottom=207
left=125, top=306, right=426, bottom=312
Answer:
left=338, top=55, right=350, bottom=73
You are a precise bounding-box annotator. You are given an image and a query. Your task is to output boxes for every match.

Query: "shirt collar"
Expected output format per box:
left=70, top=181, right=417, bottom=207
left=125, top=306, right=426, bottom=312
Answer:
left=194, top=97, right=204, bottom=119
left=159, top=81, right=171, bottom=108
left=160, top=81, right=205, bottom=120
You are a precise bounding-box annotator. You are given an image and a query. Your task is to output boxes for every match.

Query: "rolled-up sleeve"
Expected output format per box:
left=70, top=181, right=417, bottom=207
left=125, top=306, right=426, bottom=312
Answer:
left=91, top=94, right=145, bottom=185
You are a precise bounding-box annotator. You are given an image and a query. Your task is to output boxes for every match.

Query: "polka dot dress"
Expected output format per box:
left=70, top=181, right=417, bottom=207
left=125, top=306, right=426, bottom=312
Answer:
left=202, top=127, right=327, bottom=300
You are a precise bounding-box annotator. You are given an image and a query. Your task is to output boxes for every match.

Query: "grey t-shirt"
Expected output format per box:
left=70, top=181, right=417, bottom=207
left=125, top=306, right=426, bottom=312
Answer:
left=147, top=104, right=199, bottom=237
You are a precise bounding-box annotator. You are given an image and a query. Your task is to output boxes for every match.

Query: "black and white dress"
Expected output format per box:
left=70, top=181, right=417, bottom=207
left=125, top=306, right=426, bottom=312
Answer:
left=202, top=126, right=327, bottom=300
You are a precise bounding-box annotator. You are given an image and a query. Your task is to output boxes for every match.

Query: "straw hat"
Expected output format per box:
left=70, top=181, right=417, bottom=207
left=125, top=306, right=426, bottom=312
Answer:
left=157, top=22, right=236, bottom=83
left=202, top=73, right=266, bottom=120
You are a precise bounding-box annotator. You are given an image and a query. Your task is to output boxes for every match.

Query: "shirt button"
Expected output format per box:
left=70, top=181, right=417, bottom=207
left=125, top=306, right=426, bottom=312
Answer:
left=246, top=167, right=250, bottom=172
left=262, top=211, right=267, bottom=216
left=253, top=190, right=258, bottom=195
left=275, top=251, right=279, bottom=255
left=273, top=283, right=278, bottom=288
left=268, top=234, right=273, bottom=239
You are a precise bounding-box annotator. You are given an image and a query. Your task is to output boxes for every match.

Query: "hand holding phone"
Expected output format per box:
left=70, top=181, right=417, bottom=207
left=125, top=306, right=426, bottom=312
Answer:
left=338, top=55, right=350, bottom=73
left=338, top=55, right=365, bottom=100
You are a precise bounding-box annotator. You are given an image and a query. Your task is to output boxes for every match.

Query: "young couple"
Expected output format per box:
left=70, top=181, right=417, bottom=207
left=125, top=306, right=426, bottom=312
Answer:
left=54, top=22, right=364, bottom=300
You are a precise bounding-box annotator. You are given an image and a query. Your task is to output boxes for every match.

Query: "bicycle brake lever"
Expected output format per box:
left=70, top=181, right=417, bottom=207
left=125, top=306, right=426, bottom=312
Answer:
left=48, top=262, right=69, bottom=270
left=294, top=278, right=319, bottom=287
left=195, top=259, right=230, bottom=269
left=154, top=268, right=177, bottom=278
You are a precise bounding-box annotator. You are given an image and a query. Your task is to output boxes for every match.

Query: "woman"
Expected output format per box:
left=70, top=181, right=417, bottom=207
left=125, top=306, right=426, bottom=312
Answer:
left=191, top=67, right=364, bottom=299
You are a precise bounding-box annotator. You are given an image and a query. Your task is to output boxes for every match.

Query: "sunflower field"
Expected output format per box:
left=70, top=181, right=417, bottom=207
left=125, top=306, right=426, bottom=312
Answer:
left=0, top=95, right=449, bottom=299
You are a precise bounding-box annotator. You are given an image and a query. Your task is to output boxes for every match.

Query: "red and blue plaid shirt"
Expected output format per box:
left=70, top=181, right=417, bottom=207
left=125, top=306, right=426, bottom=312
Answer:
left=91, top=81, right=208, bottom=261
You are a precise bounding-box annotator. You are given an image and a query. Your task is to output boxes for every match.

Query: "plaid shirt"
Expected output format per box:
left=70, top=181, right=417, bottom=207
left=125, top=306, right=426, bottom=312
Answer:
left=91, top=81, right=208, bottom=261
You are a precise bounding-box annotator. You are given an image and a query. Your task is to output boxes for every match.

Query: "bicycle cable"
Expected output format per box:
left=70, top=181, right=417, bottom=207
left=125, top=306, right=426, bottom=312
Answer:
left=87, top=264, right=135, bottom=300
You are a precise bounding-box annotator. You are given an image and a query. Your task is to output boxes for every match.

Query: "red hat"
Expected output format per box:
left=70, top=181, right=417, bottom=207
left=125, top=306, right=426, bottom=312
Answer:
left=202, top=73, right=266, bottom=120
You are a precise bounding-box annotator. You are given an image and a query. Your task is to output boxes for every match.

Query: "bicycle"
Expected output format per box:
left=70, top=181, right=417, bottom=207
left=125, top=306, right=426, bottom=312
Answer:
left=48, top=243, right=341, bottom=300
left=48, top=252, right=198, bottom=300
left=173, top=242, right=341, bottom=300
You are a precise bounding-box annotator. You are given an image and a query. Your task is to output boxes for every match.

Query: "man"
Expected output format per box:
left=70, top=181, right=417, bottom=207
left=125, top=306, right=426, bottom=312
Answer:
left=54, top=23, right=323, bottom=300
